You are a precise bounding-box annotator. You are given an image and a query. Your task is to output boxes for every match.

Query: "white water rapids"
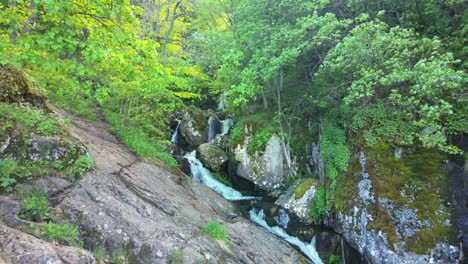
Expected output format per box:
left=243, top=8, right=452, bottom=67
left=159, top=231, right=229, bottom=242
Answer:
left=183, top=147, right=323, bottom=263
left=184, top=151, right=257, bottom=201
left=249, top=208, right=323, bottom=264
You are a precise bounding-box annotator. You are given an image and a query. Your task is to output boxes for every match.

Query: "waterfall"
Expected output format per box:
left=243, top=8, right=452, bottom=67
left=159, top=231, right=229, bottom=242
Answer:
left=218, top=92, right=226, bottom=111
left=207, top=116, right=216, bottom=142
left=249, top=208, right=323, bottom=264
left=184, top=151, right=257, bottom=201
left=220, top=119, right=233, bottom=135
left=274, top=208, right=290, bottom=230
left=170, top=121, right=180, bottom=144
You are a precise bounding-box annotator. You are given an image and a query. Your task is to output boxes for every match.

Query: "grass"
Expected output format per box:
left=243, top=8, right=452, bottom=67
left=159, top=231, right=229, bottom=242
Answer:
left=92, top=246, right=107, bottom=261
left=104, top=109, right=177, bottom=167
left=111, top=245, right=127, bottom=264
left=0, top=102, right=69, bottom=137
left=170, top=249, right=183, bottom=264
left=203, top=219, right=229, bottom=243
left=36, top=222, right=82, bottom=247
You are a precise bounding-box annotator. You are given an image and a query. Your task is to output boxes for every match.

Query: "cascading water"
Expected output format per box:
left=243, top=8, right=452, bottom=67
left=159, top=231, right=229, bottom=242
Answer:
left=170, top=121, right=180, bottom=144
left=274, top=208, right=290, bottom=230
left=184, top=151, right=257, bottom=201
left=207, top=116, right=216, bottom=142
left=220, top=119, right=233, bottom=135
left=249, top=208, right=323, bottom=264
left=218, top=92, right=226, bottom=111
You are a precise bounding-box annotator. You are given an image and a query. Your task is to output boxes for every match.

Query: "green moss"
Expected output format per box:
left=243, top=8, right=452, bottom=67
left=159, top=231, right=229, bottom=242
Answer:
left=332, top=156, right=361, bottom=213
left=212, top=171, right=232, bottom=187
left=366, top=203, right=398, bottom=247
left=229, top=112, right=277, bottom=154
left=405, top=224, right=454, bottom=254
left=365, top=143, right=452, bottom=252
left=183, top=105, right=207, bottom=131
left=294, top=178, right=317, bottom=199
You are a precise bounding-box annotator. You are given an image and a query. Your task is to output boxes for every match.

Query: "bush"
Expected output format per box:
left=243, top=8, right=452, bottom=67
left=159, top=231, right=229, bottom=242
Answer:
left=66, top=154, right=94, bottom=181
left=0, top=158, right=18, bottom=192
left=203, top=220, right=229, bottom=243
left=18, top=189, right=50, bottom=221
left=309, top=186, right=326, bottom=221
left=40, top=222, right=81, bottom=246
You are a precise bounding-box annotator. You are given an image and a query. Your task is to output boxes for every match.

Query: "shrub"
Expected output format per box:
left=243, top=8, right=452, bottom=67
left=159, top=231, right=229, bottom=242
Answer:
left=40, top=222, right=81, bottom=246
left=203, top=220, right=229, bottom=243
left=309, top=186, right=326, bottom=221
left=18, top=189, right=50, bottom=221
left=170, top=250, right=183, bottom=264
left=66, top=154, right=94, bottom=181
left=0, top=159, right=18, bottom=192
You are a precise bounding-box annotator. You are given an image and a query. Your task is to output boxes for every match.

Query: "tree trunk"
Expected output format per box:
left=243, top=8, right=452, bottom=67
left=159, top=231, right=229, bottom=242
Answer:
left=161, top=0, right=182, bottom=62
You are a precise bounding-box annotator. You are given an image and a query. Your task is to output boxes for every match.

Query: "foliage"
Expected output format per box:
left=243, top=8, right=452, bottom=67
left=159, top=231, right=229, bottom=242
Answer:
left=203, top=219, right=229, bottom=243
left=309, top=186, right=326, bottom=221
left=319, top=121, right=350, bottom=186
left=18, top=189, right=50, bottom=221
left=111, top=245, right=128, bottom=264
left=317, top=21, right=466, bottom=154
left=40, top=222, right=81, bottom=247
left=92, top=247, right=107, bottom=261
left=104, top=109, right=177, bottom=167
left=170, top=250, right=184, bottom=264
left=0, top=159, right=19, bottom=192
left=328, top=254, right=341, bottom=264
left=0, top=103, right=68, bottom=137
left=66, top=154, right=93, bottom=182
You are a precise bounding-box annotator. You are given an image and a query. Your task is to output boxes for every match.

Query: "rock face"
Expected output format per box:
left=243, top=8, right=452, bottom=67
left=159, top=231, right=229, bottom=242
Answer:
left=275, top=178, right=319, bottom=224
left=233, top=134, right=285, bottom=193
left=180, top=107, right=208, bottom=147
left=197, top=142, right=228, bottom=170
left=0, top=223, right=96, bottom=264
left=49, top=113, right=310, bottom=264
left=326, top=148, right=461, bottom=264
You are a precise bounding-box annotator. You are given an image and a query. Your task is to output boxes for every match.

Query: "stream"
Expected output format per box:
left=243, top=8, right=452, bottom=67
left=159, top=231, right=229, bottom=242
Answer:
left=172, top=117, right=325, bottom=264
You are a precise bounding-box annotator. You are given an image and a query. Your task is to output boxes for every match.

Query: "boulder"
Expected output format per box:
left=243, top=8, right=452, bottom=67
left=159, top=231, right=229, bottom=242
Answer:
left=0, top=223, right=96, bottom=264
left=233, top=134, right=285, bottom=193
left=0, top=65, right=48, bottom=110
left=179, top=107, right=208, bottom=147
left=275, top=178, right=319, bottom=224
left=197, top=142, right=228, bottom=170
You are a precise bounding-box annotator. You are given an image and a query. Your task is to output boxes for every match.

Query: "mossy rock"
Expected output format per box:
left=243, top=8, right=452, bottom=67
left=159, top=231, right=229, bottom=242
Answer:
left=0, top=65, right=48, bottom=111
left=294, top=178, right=318, bottom=200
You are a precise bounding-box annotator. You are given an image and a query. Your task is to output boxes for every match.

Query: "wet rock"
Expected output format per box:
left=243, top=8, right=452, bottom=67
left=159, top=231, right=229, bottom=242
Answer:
left=180, top=107, right=208, bottom=147
left=233, top=134, right=285, bottom=194
left=197, top=142, right=228, bottom=170
left=0, top=223, right=96, bottom=264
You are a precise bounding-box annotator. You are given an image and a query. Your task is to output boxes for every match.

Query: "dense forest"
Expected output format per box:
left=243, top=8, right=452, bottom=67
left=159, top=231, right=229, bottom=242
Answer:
left=0, top=0, right=467, bottom=263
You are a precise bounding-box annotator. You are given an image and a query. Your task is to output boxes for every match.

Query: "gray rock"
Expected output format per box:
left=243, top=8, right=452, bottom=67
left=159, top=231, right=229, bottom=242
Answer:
left=234, top=134, right=285, bottom=193
left=180, top=109, right=208, bottom=147
left=0, top=223, right=96, bottom=264
left=49, top=113, right=311, bottom=264
left=197, top=142, right=228, bottom=170
left=275, top=178, right=319, bottom=223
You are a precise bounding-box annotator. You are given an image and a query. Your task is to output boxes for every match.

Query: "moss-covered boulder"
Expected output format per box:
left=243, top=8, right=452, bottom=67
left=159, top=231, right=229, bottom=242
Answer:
left=179, top=106, right=208, bottom=147
left=197, top=142, right=228, bottom=170
left=0, top=65, right=48, bottom=110
left=327, top=145, right=461, bottom=263
left=275, top=178, right=319, bottom=223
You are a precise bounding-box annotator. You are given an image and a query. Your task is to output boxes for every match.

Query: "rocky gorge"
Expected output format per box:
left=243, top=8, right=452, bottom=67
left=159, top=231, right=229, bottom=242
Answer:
left=0, top=65, right=465, bottom=264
